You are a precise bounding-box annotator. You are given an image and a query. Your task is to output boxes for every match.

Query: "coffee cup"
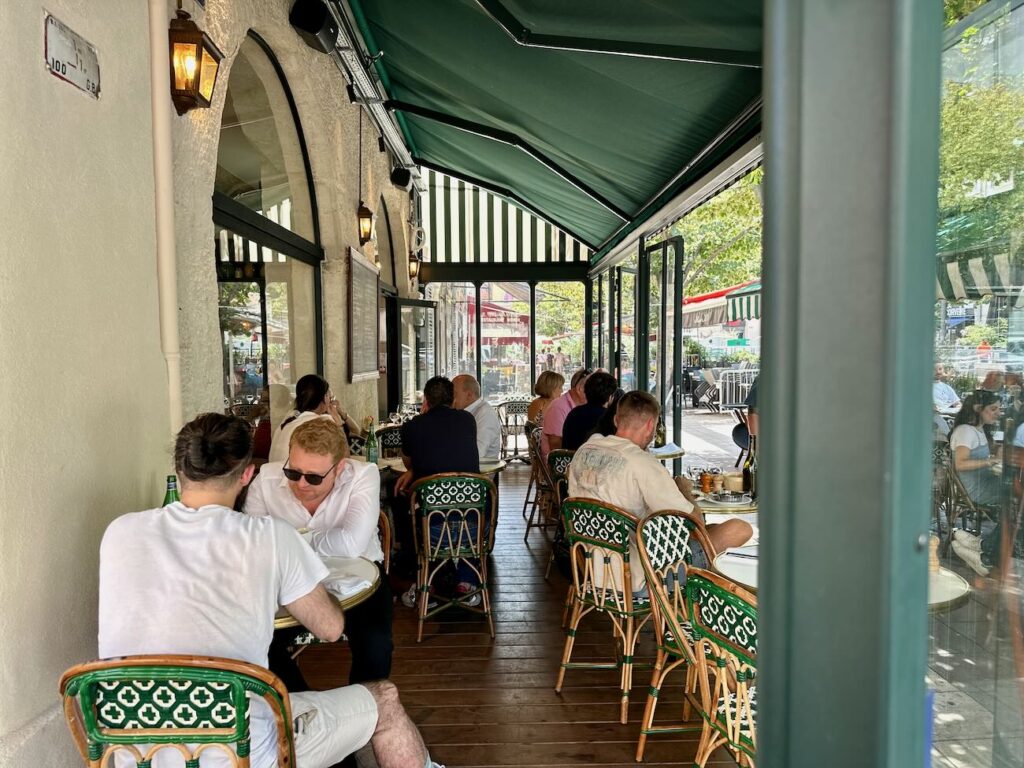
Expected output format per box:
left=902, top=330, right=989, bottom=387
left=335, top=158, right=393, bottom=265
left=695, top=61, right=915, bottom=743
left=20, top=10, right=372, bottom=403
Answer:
left=723, top=472, right=744, bottom=493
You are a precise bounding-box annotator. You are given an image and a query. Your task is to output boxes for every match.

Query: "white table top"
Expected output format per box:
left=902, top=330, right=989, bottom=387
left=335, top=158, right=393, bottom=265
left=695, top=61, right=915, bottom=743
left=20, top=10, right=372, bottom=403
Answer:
left=712, top=551, right=970, bottom=610
left=274, top=556, right=380, bottom=629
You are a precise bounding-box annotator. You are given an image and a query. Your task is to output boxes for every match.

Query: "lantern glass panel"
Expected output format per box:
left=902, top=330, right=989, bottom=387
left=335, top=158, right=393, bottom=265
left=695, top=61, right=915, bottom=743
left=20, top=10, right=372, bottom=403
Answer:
left=199, top=47, right=218, bottom=102
left=172, top=42, right=199, bottom=90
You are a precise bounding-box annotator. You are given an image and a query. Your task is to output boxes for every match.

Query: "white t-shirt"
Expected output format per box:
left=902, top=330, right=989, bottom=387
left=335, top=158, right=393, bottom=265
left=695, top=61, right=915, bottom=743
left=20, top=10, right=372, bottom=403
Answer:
left=465, top=397, right=503, bottom=461
left=244, top=459, right=384, bottom=562
left=567, top=434, right=695, bottom=592
left=268, top=411, right=333, bottom=464
left=933, top=381, right=960, bottom=410
left=98, top=502, right=328, bottom=768
left=949, top=424, right=989, bottom=454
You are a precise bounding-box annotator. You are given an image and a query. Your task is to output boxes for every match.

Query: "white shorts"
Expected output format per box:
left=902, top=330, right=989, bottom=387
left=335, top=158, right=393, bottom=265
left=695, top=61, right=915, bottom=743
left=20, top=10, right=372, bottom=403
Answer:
left=290, top=685, right=378, bottom=768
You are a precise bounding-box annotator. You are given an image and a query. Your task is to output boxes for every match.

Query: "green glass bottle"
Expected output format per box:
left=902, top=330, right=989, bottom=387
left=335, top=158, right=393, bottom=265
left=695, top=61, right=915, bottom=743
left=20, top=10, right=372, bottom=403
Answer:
left=162, top=474, right=180, bottom=506
left=655, top=415, right=667, bottom=448
left=365, top=421, right=379, bottom=464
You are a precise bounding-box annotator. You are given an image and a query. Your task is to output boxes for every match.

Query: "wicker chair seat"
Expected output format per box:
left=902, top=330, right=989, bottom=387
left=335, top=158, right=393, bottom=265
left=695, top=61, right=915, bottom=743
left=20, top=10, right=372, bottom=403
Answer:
left=712, top=686, right=757, bottom=742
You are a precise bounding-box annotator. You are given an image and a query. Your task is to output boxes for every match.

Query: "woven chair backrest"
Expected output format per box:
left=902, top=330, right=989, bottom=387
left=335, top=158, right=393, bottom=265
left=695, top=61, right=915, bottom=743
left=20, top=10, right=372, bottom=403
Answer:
left=348, top=434, right=367, bottom=457
left=686, top=568, right=758, bottom=668
left=500, top=399, right=531, bottom=418
left=377, top=426, right=403, bottom=449
left=412, top=473, right=498, bottom=558
left=637, top=511, right=706, bottom=657
left=561, top=497, right=642, bottom=614
left=547, top=449, right=574, bottom=504
left=60, top=656, right=293, bottom=767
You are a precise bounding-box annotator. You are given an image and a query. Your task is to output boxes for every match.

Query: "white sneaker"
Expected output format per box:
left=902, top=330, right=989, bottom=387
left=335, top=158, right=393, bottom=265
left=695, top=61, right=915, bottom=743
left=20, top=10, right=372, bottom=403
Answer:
left=401, top=584, right=437, bottom=609
left=952, top=537, right=990, bottom=576
left=953, top=530, right=982, bottom=552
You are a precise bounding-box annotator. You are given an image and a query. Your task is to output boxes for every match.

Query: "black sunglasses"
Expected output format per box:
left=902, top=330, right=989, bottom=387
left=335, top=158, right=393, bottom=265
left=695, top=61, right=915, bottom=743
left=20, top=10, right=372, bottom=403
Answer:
left=282, top=459, right=341, bottom=486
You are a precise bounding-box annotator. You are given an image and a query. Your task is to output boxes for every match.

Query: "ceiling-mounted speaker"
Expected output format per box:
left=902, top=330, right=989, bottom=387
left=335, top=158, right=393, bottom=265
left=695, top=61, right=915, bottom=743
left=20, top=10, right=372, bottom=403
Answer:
left=390, top=167, right=412, bottom=190
left=289, top=0, right=338, bottom=54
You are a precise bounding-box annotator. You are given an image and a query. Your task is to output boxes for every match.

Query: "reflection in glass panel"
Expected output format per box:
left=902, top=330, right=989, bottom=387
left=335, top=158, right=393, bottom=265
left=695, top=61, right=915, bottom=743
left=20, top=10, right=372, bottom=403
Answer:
left=424, top=283, right=476, bottom=379
left=480, top=282, right=531, bottom=400
left=619, top=254, right=637, bottom=390
left=399, top=304, right=435, bottom=407
left=536, top=282, right=585, bottom=391
left=215, top=37, right=314, bottom=240
left=930, top=4, right=1024, bottom=766
left=649, top=252, right=663, bottom=397
left=215, top=226, right=317, bottom=428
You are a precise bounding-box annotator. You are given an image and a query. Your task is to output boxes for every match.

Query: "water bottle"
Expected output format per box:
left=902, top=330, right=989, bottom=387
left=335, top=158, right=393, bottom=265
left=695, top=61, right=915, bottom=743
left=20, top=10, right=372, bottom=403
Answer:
left=366, top=421, right=379, bottom=464
left=162, top=474, right=180, bottom=506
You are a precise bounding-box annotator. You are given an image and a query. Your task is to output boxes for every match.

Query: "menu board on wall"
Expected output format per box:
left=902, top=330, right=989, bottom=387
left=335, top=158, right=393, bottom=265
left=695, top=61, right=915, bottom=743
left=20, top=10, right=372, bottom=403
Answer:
left=348, top=248, right=380, bottom=383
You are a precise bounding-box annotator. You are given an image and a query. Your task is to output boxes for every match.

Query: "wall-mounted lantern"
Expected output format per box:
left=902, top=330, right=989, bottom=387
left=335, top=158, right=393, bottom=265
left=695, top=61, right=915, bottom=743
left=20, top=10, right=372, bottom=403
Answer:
left=168, top=8, right=224, bottom=115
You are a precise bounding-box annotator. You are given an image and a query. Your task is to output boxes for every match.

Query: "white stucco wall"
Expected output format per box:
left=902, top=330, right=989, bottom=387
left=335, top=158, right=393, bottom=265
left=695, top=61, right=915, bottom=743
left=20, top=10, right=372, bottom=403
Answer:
left=0, top=1, right=171, bottom=764
left=176, top=0, right=413, bottom=422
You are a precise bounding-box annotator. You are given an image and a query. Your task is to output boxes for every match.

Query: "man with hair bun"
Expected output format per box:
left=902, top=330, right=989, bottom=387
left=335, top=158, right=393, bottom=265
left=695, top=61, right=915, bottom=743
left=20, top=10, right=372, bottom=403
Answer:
left=567, top=391, right=753, bottom=593
left=98, top=412, right=442, bottom=768
left=245, top=417, right=392, bottom=689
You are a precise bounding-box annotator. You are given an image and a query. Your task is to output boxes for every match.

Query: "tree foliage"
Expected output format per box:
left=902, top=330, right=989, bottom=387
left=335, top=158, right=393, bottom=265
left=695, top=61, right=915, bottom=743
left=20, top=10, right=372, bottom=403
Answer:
left=650, top=168, right=762, bottom=296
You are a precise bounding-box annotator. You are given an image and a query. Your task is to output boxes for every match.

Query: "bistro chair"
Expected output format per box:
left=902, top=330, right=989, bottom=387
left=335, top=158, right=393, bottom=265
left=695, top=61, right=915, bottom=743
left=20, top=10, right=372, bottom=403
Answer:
left=497, top=399, right=532, bottom=462
left=686, top=568, right=759, bottom=767
left=635, top=510, right=718, bottom=761
left=348, top=433, right=367, bottom=457
left=411, top=472, right=499, bottom=643
left=544, top=449, right=576, bottom=592
left=520, top=421, right=541, bottom=519
left=946, top=459, right=1000, bottom=549
left=523, top=427, right=557, bottom=537
left=555, top=497, right=653, bottom=724
left=60, top=654, right=295, bottom=768
left=377, top=425, right=403, bottom=458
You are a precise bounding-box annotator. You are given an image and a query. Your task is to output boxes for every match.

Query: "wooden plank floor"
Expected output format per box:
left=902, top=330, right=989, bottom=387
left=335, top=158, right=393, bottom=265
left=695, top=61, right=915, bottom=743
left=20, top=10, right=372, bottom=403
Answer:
left=301, top=462, right=738, bottom=767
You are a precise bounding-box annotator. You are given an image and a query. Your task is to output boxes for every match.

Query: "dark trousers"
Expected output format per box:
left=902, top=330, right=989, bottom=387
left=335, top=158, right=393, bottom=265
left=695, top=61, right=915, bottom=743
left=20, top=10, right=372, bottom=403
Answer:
left=268, top=562, right=394, bottom=689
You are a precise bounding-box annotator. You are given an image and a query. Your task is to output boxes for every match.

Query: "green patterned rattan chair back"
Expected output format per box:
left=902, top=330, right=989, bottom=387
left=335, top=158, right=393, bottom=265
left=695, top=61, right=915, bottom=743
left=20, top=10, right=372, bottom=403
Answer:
left=686, top=568, right=758, bottom=669
left=561, top=497, right=644, bottom=615
left=637, top=511, right=705, bottom=656
left=412, top=473, right=498, bottom=559
left=547, top=449, right=574, bottom=505
left=377, top=425, right=403, bottom=457
left=60, top=655, right=294, bottom=767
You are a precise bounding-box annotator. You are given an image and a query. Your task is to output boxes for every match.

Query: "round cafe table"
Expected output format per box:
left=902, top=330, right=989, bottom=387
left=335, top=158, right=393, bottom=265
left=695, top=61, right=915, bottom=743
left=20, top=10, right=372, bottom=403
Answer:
left=693, top=491, right=758, bottom=515
left=712, top=552, right=970, bottom=611
left=274, top=556, right=380, bottom=629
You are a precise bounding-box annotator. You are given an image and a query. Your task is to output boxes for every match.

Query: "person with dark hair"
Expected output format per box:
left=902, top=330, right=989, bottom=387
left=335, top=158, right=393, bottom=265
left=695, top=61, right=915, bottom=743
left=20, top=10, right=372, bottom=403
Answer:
left=394, top=376, right=480, bottom=608
left=99, top=413, right=442, bottom=768
left=949, top=389, right=1004, bottom=575
left=561, top=371, right=618, bottom=451
left=567, top=391, right=752, bottom=593
left=269, top=374, right=361, bottom=463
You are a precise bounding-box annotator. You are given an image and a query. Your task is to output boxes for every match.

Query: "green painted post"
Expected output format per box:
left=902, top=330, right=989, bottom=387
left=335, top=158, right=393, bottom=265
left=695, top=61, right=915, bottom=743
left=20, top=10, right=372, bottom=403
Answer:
left=760, top=1, right=940, bottom=767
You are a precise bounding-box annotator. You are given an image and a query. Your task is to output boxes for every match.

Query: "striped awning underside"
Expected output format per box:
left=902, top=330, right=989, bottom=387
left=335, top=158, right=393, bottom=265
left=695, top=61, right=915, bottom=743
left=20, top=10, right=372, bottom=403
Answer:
left=936, top=252, right=1024, bottom=305
left=683, top=297, right=727, bottom=329
left=422, top=169, right=592, bottom=265
left=728, top=292, right=760, bottom=321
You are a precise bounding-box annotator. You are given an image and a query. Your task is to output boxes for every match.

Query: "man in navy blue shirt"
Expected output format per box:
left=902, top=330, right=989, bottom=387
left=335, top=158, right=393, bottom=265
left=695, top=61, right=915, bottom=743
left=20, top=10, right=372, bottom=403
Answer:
left=562, top=371, right=618, bottom=451
left=394, top=376, right=482, bottom=607
left=395, top=376, right=479, bottom=490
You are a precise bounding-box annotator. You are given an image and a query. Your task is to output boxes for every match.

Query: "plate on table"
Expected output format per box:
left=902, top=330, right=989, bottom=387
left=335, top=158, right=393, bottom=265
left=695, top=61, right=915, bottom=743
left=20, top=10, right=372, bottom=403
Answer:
left=700, top=492, right=754, bottom=509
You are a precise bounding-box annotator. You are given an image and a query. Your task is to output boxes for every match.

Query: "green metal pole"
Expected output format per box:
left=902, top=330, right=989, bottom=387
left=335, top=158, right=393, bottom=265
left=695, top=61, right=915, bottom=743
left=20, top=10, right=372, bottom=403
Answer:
left=760, top=1, right=940, bottom=767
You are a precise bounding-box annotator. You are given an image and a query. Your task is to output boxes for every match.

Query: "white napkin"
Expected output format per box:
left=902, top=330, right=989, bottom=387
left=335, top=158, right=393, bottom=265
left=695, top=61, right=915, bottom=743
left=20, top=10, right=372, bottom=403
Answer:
left=325, top=575, right=373, bottom=599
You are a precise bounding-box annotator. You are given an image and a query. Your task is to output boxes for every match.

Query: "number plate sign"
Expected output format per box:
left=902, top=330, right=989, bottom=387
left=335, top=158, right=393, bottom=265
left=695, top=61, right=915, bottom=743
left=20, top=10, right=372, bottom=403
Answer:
left=44, top=13, right=100, bottom=99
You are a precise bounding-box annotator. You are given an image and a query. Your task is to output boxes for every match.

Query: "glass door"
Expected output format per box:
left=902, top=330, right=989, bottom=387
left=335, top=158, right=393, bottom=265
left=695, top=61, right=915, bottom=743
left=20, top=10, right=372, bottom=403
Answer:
left=387, top=297, right=437, bottom=410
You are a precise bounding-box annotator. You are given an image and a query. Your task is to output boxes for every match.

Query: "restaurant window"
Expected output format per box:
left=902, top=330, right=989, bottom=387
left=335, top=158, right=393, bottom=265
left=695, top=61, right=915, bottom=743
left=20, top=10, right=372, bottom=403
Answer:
left=480, top=282, right=531, bottom=400
left=424, top=282, right=476, bottom=379
left=536, top=282, right=585, bottom=387
left=928, top=3, right=1024, bottom=766
left=213, top=34, right=322, bottom=425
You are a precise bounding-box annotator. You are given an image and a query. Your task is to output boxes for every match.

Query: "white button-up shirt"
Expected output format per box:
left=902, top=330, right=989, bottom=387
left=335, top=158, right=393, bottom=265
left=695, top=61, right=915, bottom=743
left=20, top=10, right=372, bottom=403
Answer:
left=465, top=397, right=503, bottom=460
left=244, top=459, right=384, bottom=562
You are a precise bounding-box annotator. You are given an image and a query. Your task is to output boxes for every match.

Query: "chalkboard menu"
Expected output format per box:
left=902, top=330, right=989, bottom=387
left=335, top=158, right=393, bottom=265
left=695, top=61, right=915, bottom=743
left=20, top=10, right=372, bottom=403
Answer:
left=348, top=247, right=380, bottom=383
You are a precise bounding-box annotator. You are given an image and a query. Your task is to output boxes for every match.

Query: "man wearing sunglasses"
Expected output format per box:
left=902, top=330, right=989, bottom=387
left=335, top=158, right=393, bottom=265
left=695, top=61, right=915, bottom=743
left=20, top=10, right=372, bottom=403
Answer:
left=245, top=418, right=392, bottom=691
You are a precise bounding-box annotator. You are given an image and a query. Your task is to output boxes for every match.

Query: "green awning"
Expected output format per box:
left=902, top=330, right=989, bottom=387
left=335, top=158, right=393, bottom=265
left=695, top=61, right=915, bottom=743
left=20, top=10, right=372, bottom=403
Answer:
left=727, top=281, right=761, bottom=320
left=348, top=0, right=762, bottom=254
